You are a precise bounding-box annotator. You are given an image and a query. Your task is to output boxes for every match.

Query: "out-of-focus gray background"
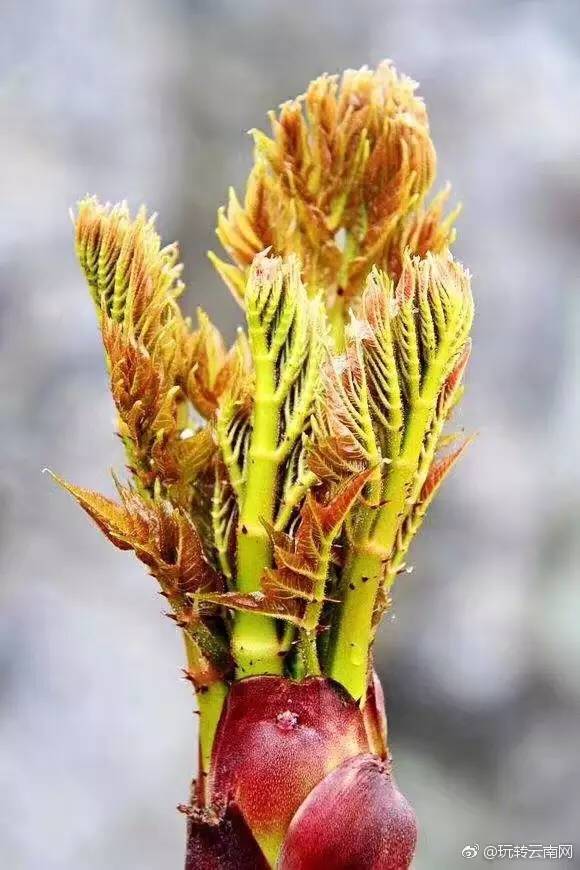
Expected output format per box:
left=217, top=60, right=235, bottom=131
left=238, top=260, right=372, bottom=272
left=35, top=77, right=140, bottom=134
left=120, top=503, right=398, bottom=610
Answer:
left=1, top=1, right=579, bottom=868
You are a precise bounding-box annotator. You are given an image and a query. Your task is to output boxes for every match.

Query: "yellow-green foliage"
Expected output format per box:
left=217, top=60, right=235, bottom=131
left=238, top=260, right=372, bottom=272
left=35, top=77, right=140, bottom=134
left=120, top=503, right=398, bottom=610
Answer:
left=55, top=62, right=474, bottom=706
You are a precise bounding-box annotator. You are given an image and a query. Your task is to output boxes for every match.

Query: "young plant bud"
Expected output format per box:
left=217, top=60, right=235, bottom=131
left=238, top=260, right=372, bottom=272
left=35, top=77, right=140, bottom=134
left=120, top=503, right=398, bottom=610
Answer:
left=209, top=676, right=370, bottom=865
left=56, top=59, right=474, bottom=870
left=278, top=754, right=417, bottom=870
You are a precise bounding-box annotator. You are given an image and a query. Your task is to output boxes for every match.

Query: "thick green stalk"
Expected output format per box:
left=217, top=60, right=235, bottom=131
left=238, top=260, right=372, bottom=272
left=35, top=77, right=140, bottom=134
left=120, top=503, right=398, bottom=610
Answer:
left=232, top=340, right=283, bottom=676
left=196, top=681, right=228, bottom=776
left=182, top=633, right=228, bottom=780
left=326, top=544, right=385, bottom=700
left=329, top=395, right=440, bottom=700
left=229, top=260, right=323, bottom=677
left=295, top=629, right=321, bottom=678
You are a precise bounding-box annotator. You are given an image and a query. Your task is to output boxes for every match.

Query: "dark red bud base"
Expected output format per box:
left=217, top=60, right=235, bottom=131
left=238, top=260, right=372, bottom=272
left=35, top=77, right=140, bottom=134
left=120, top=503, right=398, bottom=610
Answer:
left=185, top=675, right=416, bottom=869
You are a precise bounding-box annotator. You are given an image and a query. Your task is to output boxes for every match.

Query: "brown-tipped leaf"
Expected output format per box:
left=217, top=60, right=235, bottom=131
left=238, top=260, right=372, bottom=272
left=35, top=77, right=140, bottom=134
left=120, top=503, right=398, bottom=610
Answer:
left=52, top=475, right=223, bottom=598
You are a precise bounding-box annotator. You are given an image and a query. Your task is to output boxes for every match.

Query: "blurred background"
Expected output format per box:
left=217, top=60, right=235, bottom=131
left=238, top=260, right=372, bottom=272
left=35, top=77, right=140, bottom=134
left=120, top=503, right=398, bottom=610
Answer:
left=1, top=1, right=579, bottom=867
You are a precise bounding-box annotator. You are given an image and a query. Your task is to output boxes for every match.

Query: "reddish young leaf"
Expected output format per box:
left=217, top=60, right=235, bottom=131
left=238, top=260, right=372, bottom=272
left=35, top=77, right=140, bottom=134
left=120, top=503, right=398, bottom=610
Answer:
left=309, top=347, right=376, bottom=481
left=263, top=469, right=373, bottom=623
left=420, top=434, right=475, bottom=504
left=211, top=62, right=441, bottom=306
left=48, top=475, right=132, bottom=549
left=181, top=310, right=254, bottom=422
left=441, top=339, right=472, bottom=408
left=52, top=475, right=223, bottom=598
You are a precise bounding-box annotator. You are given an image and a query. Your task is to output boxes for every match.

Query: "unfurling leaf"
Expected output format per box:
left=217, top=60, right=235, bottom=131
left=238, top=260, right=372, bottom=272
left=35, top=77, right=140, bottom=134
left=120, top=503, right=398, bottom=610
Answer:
left=76, top=197, right=185, bottom=337
left=420, top=434, right=475, bottom=504
left=75, top=199, right=218, bottom=500
left=151, top=427, right=215, bottom=489
left=264, top=469, right=374, bottom=629
left=203, top=470, right=371, bottom=628
left=384, top=183, right=460, bottom=281
left=194, top=589, right=306, bottom=627
left=183, top=311, right=253, bottom=420
left=210, top=62, right=457, bottom=315
left=309, top=342, right=380, bottom=482
left=51, top=473, right=223, bottom=598
left=48, top=473, right=133, bottom=549
left=51, top=470, right=234, bottom=686
left=211, top=460, right=238, bottom=582
left=324, top=248, right=474, bottom=699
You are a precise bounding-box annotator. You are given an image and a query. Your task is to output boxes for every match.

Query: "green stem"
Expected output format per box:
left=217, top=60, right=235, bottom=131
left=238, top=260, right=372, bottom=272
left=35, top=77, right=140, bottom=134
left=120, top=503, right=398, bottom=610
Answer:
left=296, top=628, right=321, bottom=677
left=197, top=681, right=228, bottom=775
left=329, top=318, right=456, bottom=699
left=232, top=334, right=284, bottom=676
left=327, top=545, right=384, bottom=699
left=183, top=633, right=228, bottom=780
left=329, top=400, right=436, bottom=700
left=231, top=612, right=283, bottom=676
